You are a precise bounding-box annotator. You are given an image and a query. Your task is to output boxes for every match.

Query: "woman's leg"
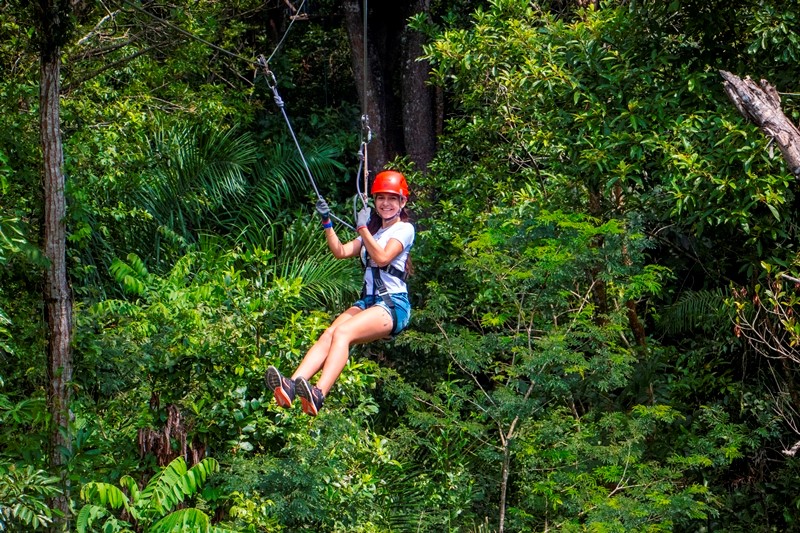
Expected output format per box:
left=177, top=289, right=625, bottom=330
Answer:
left=291, top=306, right=361, bottom=381
left=314, top=305, right=393, bottom=395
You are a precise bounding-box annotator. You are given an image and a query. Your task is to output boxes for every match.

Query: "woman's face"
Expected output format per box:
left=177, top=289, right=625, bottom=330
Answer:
left=374, top=193, right=406, bottom=220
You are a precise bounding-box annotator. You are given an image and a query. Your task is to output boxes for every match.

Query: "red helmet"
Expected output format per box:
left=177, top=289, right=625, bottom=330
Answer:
left=371, top=170, right=409, bottom=199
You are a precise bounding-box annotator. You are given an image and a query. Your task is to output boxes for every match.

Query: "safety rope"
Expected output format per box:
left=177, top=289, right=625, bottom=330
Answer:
left=116, top=0, right=360, bottom=234
left=355, top=0, right=371, bottom=222
left=258, top=57, right=355, bottom=231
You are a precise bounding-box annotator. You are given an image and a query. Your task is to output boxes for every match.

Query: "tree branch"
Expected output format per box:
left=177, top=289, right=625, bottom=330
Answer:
left=720, top=70, right=800, bottom=176
left=62, top=43, right=167, bottom=93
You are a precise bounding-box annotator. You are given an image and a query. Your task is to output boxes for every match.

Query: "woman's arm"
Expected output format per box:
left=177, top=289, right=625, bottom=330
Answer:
left=324, top=226, right=362, bottom=259
left=357, top=228, right=404, bottom=267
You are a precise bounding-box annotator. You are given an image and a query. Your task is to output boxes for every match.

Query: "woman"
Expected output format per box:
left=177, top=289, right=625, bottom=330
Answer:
left=265, top=170, right=414, bottom=416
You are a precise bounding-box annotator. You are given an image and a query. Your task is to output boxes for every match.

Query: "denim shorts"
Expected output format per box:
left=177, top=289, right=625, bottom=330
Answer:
left=353, top=292, right=411, bottom=336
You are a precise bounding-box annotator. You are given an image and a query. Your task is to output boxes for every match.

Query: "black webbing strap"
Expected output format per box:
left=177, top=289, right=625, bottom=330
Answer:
left=361, top=251, right=408, bottom=332
left=371, top=266, right=397, bottom=331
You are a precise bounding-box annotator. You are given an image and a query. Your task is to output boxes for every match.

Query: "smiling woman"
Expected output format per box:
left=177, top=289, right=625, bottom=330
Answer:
left=265, top=170, right=415, bottom=416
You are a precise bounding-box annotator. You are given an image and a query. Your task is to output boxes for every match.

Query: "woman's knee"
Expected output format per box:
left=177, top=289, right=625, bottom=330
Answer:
left=316, top=325, right=337, bottom=345
left=329, top=324, right=358, bottom=346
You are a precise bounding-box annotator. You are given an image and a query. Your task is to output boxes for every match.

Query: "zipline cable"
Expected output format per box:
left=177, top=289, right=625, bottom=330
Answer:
left=120, top=0, right=307, bottom=79
left=265, top=0, right=308, bottom=64
left=120, top=0, right=260, bottom=67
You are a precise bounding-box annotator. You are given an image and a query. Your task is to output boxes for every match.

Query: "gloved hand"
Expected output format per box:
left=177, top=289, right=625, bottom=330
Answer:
left=316, top=198, right=330, bottom=220
left=356, top=206, right=371, bottom=229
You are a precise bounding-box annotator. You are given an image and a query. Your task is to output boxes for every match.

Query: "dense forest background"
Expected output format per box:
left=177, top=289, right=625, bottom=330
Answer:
left=3, top=0, right=800, bottom=531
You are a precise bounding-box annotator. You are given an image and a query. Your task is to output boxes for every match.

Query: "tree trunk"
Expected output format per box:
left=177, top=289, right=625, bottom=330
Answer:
left=344, top=0, right=438, bottom=178
left=344, top=0, right=389, bottom=173
left=499, top=442, right=510, bottom=533
left=37, top=0, right=74, bottom=528
left=401, top=0, right=436, bottom=173
left=614, top=183, right=647, bottom=348
left=720, top=70, right=800, bottom=176
left=587, top=186, right=609, bottom=324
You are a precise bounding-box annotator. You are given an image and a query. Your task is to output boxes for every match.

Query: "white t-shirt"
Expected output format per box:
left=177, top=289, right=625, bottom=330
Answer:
left=358, top=221, right=415, bottom=294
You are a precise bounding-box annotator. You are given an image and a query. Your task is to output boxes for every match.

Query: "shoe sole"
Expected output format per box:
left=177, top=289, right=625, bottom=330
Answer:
left=274, top=388, right=293, bottom=408
left=300, top=398, right=318, bottom=416
left=296, top=379, right=319, bottom=416
left=265, top=367, right=292, bottom=408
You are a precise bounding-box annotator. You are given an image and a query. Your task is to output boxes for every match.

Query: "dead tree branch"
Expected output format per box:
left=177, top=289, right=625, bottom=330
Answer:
left=720, top=70, right=800, bottom=176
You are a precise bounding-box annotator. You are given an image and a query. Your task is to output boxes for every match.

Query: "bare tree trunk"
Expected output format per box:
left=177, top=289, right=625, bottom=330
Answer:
left=37, top=0, right=74, bottom=528
left=401, top=0, right=436, bottom=173
left=499, top=443, right=510, bottom=533
left=344, top=0, right=389, bottom=172
left=344, top=0, right=438, bottom=177
left=720, top=70, right=800, bottom=175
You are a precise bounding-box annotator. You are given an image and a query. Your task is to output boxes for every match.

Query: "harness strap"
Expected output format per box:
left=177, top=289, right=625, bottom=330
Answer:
left=361, top=249, right=408, bottom=332
left=360, top=266, right=397, bottom=331
left=373, top=266, right=396, bottom=319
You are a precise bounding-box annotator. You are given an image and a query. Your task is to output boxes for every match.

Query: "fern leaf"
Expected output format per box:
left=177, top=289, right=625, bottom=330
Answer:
left=148, top=508, right=211, bottom=533
left=658, top=287, right=732, bottom=335
left=80, top=482, right=130, bottom=510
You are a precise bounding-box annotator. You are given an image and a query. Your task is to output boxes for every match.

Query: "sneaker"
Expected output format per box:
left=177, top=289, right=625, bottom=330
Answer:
left=294, top=376, right=325, bottom=416
left=265, top=366, right=295, bottom=408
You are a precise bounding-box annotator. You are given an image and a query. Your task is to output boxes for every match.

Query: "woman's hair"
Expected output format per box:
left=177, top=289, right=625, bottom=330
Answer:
left=367, top=207, right=414, bottom=276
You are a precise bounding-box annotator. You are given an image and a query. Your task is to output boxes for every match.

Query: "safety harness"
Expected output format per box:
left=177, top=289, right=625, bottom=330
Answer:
left=361, top=249, right=409, bottom=332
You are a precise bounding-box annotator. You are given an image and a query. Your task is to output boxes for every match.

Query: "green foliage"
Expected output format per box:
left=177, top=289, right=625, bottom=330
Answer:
left=135, top=123, right=259, bottom=243
left=4, top=0, right=800, bottom=531
left=77, top=456, right=238, bottom=533
left=0, top=461, right=62, bottom=531
left=405, top=1, right=800, bottom=530
left=658, top=288, right=734, bottom=336
left=513, top=405, right=719, bottom=531
left=217, top=402, right=441, bottom=533
left=0, top=309, right=10, bottom=355
left=76, top=246, right=303, bottom=449
left=67, top=117, right=349, bottom=297
left=734, top=260, right=800, bottom=351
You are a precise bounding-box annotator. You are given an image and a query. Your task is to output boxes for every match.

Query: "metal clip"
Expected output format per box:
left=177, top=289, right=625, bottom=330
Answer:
left=256, top=55, right=277, bottom=89
left=361, top=114, right=372, bottom=143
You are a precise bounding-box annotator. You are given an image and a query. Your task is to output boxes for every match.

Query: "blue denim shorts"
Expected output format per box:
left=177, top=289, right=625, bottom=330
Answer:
left=353, top=292, right=411, bottom=336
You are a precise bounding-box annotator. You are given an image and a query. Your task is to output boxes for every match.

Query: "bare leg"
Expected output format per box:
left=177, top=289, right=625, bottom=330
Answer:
left=291, top=307, right=361, bottom=381
left=314, top=305, right=393, bottom=395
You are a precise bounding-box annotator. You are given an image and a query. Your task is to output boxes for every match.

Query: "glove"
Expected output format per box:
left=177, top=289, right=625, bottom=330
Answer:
left=316, top=198, right=330, bottom=220
left=356, top=206, right=371, bottom=229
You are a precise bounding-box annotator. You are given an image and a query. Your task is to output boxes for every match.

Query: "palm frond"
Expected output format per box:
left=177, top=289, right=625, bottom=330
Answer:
left=76, top=504, right=114, bottom=533
left=222, top=140, right=347, bottom=235
left=274, top=219, right=362, bottom=310
left=139, top=457, right=220, bottom=518
left=79, top=482, right=131, bottom=511
left=135, top=122, right=258, bottom=249
left=658, top=287, right=733, bottom=335
left=148, top=508, right=211, bottom=533
left=228, top=217, right=359, bottom=311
